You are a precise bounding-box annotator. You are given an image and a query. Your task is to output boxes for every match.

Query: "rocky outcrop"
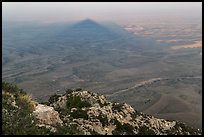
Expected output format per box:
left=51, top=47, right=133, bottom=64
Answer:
left=2, top=82, right=202, bottom=135
left=46, top=90, right=202, bottom=135
left=33, top=104, right=63, bottom=126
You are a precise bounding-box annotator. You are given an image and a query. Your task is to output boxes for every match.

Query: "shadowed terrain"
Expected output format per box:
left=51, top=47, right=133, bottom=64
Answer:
left=2, top=19, right=202, bottom=129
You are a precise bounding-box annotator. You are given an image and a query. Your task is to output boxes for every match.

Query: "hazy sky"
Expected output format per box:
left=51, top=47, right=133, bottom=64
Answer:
left=2, top=2, right=202, bottom=24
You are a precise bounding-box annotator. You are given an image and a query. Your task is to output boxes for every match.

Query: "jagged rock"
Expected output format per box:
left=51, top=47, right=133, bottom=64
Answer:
left=47, top=90, right=202, bottom=135
left=33, top=104, right=63, bottom=125
left=48, top=90, right=201, bottom=135
left=2, top=82, right=202, bottom=135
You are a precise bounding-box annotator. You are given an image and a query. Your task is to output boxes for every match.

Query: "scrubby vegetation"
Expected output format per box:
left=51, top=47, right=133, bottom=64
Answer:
left=166, top=121, right=202, bottom=135
left=137, top=125, right=156, bottom=135
left=2, top=82, right=202, bottom=135
left=66, top=95, right=91, bottom=109
left=97, top=114, right=109, bottom=127
left=99, top=101, right=109, bottom=107
left=112, top=118, right=135, bottom=135
left=131, top=110, right=141, bottom=119
left=75, top=88, right=82, bottom=91
left=48, top=94, right=61, bottom=104
left=2, top=82, right=50, bottom=135
left=53, top=124, right=84, bottom=135
left=112, top=103, right=123, bottom=112
left=65, top=89, right=74, bottom=95
left=2, top=82, right=85, bottom=135
left=70, top=109, right=89, bottom=120
left=2, top=81, right=26, bottom=95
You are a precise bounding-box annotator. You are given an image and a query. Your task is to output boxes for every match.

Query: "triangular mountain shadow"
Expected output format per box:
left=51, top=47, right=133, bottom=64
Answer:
left=54, top=19, right=161, bottom=51
left=56, top=19, right=120, bottom=42
left=70, top=19, right=105, bottom=29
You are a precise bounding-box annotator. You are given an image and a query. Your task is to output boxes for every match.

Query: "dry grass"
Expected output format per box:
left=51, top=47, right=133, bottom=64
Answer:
left=18, top=94, right=37, bottom=111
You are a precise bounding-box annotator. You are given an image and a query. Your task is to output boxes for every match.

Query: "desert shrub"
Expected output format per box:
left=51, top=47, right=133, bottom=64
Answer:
left=56, top=107, right=70, bottom=116
left=112, top=103, right=123, bottom=112
left=54, top=124, right=84, bottom=135
left=48, top=94, right=61, bottom=104
left=131, top=110, right=141, bottom=119
left=137, top=125, right=156, bottom=135
left=2, top=89, right=51, bottom=134
left=79, top=100, right=91, bottom=108
left=2, top=92, right=16, bottom=109
left=90, top=129, right=100, bottom=135
left=65, top=89, right=74, bottom=95
left=112, top=119, right=123, bottom=135
left=97, top=114, right=109, bottom=127
left=112, top=118, right=135, bottom=135
left=66, top=95, right=91, bottom=109
left=113, top=118, right=122, bottom=129
left=70, top=109, right=89, bottom=120
left=122, top=123, right=135, bottom=134
left=112, top=129, right=121, bottom=135
left=2, top=81, right=26, bottom=95
left=2, top=82, right=53, bottom=135
left=2, top=84, right=35, bottom=116
left=99, top=101, right=109, bottom=107
left=3, top=111, right=52, bottom=135
left=2, top=82, right=19, bottom=93
left=16, top=94, right=36, bottom=112
left=75, top=88, right=82, bottom=91
left=169, top=122, right=202, bottom=135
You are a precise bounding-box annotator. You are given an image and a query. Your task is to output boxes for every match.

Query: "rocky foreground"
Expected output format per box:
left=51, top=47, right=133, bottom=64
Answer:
left=2, top=82, right=202, bottom=135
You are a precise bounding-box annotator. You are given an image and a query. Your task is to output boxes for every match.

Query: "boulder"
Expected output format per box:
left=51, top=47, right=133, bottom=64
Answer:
left=33, top=104, right=63, bottom=125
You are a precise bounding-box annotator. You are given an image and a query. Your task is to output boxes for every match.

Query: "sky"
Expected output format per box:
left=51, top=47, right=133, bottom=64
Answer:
left=2, top=2, right=202, bottom=24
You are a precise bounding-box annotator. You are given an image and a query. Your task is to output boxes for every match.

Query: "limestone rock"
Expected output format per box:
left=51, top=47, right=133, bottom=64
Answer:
left=33, top=104, right=63, bottom=125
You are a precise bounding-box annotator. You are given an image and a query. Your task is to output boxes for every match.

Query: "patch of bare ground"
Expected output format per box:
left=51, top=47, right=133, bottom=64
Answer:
left=143, top=95, right=190, bottom=114
left=143, top=94, right=202, bottom=129
left=155, top=112, right=202, bottom=130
